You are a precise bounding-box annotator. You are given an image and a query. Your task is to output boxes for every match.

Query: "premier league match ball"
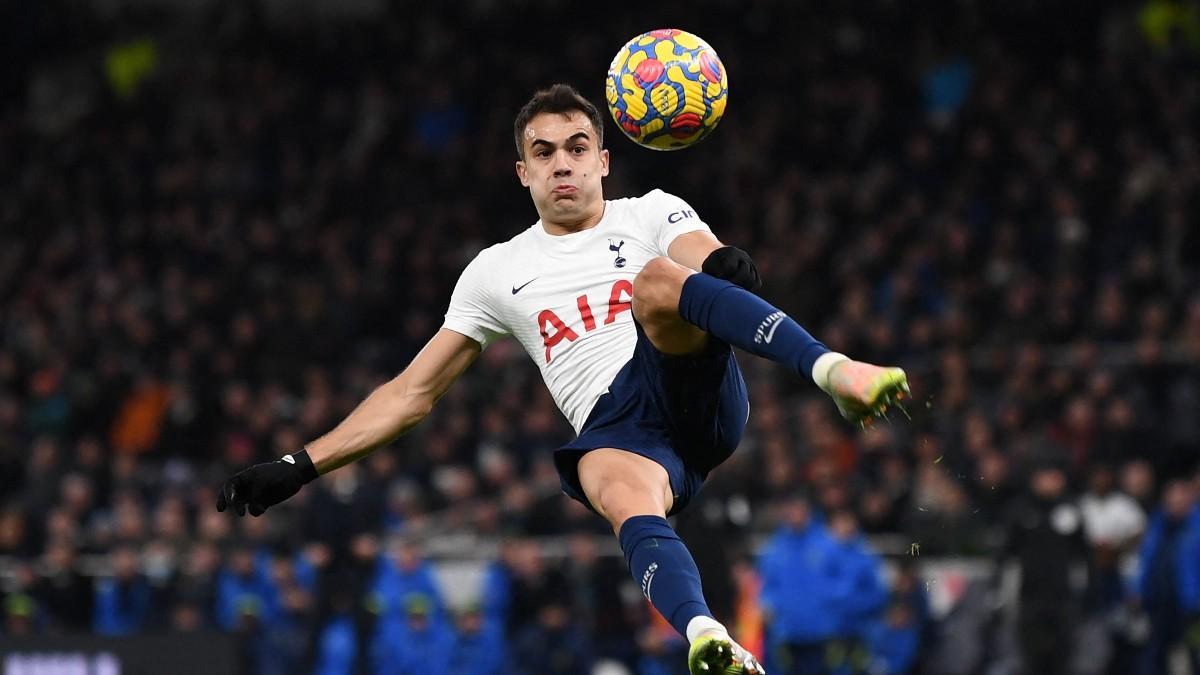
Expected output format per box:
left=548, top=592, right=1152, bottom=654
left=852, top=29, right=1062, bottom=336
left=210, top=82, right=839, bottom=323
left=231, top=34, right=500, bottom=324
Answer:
left=605, top=28, right=728, bottom=151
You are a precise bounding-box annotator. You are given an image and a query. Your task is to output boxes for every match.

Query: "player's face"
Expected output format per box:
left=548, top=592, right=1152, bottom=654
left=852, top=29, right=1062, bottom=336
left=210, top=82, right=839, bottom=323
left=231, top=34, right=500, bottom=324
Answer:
left=515, top=111, right=609, bottom=227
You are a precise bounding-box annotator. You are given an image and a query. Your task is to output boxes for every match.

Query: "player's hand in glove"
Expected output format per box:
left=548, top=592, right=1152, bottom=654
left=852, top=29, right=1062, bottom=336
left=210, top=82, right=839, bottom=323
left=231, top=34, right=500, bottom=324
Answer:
left=216, top=449, right=319, bottom=517
left=702, top=246, right=762, bottom=293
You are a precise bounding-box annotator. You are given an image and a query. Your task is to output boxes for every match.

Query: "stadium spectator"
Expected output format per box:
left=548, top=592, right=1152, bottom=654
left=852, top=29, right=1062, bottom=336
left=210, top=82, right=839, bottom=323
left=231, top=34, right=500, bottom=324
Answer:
left=510, top=599, right=595, bottom=675
left=824, top=509, right=888, bottom=674
left=997, top=461, right=1089, bottom=675
left=1081, top=464, right=1147, bottom=607
left=871, top=560, right=929, bottom=674
left=447, top=605, right=506, bottom=675
left=370, top=592, right=455, bottom=675
left=214, top=545, right=279, bottom=631
left=758, top=493, right=843, bottom=674
left=32, top=541, right=92, bottom=632
left=313, top=589, right=362, bottom=675
left=862, top=601, right=921, bottom=675
left=2, top=593, right=36, bottom=638
left=564, top=532, right=640, bottom=665
left=92, top=545, right=151, bottom=636
left=1135, top=477, right=1200, bottom=675
left=369, top=537, right=446, bottom=626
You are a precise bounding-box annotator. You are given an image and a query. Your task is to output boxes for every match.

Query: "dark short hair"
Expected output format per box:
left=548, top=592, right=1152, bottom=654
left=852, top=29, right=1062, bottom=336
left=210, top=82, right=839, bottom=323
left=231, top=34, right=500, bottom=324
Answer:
left=513, top=84, right=604, bottom=159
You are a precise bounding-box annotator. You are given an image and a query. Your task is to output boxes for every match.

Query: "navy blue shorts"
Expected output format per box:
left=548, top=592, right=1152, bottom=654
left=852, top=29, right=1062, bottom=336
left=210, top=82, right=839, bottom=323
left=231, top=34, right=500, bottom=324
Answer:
left=554, top=321, right=749, bottom=516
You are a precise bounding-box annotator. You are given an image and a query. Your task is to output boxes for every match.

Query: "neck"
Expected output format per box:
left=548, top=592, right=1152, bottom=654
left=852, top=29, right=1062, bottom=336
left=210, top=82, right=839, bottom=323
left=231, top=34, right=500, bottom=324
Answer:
left=541, top=202, right=606, bottom=236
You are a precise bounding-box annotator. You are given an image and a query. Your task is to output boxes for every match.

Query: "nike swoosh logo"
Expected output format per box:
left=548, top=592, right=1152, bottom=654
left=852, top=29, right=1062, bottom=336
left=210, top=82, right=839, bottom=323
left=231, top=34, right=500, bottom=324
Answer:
left=763, top=317, right=783, bottom=344
left=511, top=277, right=538, bottom=295
left=282, top=455, right=296, bottom=464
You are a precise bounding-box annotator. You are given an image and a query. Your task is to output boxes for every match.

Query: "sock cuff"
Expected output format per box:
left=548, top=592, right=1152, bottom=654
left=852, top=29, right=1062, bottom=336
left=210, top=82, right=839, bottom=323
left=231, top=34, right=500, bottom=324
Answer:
left=618, top=515, right=677, bottom=566
left=812, top=351, right=850, bottom=393
left=685, top=615, right=727, bottom=644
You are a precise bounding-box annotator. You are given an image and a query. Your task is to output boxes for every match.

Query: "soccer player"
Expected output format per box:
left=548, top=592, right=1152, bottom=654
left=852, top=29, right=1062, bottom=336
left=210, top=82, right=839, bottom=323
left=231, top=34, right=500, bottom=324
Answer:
left=216, top=84, right=909, bottom=674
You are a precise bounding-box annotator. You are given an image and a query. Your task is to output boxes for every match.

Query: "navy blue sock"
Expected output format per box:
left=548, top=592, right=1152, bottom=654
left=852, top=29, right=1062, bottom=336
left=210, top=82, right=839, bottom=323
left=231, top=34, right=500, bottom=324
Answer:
left=618, top=515, right=712, bottom=637
left=678, top=272, right=829, bottom=378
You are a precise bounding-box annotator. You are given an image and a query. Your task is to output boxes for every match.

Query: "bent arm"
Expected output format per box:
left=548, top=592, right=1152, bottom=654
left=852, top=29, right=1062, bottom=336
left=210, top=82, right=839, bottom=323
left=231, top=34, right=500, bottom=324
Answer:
left=305, top=328, right=481, bottom=474
left=667, top=230, right=724, bottom=271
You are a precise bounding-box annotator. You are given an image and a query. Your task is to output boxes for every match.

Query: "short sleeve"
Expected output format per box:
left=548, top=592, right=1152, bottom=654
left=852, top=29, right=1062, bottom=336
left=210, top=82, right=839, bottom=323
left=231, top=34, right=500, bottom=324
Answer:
left=639, top=188, right=714, bottom=256
left=441, top=249, right=510, bottom=349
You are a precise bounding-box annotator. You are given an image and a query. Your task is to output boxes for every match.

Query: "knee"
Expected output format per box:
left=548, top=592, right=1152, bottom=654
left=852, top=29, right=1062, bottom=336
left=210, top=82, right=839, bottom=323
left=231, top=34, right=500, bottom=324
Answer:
left=633, top=257, right=686, bottom=324
left=592, top=478, right=668, bottom=529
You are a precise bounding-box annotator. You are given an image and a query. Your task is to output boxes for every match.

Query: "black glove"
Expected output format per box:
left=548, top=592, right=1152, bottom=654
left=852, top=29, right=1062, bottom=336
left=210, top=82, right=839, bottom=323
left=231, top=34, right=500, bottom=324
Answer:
left=216, top=449, right=319, bottom=517
left=702, top=245, right=762, bottom=292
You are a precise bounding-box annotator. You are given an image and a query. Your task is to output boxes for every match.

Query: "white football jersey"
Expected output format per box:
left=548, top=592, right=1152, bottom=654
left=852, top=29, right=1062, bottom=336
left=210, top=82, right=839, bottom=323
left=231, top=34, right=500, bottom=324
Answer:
left=442, top=189, right=712, bottom=433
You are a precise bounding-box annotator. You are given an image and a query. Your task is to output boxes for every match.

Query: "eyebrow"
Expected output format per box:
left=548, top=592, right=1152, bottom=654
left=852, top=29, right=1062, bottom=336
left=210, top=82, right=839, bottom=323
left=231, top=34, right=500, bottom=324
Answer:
left=530, top=132, right=592, bottom=151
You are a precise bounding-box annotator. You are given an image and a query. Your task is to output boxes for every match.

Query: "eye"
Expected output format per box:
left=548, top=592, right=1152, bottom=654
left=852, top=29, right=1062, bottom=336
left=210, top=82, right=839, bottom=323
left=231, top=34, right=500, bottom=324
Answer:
left=571, top=146, right=586, bottom=155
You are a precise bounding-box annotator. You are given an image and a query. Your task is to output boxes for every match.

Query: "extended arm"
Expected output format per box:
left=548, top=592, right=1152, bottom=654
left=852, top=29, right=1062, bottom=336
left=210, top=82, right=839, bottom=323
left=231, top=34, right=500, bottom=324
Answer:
left=306, top=328, right=480, bottom=473
left=216, top=328, right=481, bottom=516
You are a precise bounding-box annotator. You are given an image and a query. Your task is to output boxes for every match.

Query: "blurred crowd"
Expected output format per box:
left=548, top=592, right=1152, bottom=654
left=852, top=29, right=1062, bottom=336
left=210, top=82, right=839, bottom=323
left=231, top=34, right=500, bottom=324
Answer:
left=2, top=0, right=1200, bottom=673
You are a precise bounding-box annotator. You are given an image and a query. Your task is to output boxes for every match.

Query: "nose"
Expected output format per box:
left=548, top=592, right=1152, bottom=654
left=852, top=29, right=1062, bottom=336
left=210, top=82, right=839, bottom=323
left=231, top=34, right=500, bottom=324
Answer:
left=552, top=149, right=572, bottom=177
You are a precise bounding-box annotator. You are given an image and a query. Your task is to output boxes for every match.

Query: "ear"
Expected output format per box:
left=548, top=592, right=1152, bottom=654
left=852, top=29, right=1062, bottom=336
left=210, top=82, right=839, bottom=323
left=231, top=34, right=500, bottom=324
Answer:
left=515, top=160, right=529, bottom=187
left=599, top=148, right=610, bottom=177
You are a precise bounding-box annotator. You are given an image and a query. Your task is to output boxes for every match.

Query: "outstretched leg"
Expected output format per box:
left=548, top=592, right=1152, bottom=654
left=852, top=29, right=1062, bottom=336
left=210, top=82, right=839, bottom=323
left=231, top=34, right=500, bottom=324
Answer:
left=577, top=449, right=764, bottom=674
left=632, top=256, right=908, bottom=425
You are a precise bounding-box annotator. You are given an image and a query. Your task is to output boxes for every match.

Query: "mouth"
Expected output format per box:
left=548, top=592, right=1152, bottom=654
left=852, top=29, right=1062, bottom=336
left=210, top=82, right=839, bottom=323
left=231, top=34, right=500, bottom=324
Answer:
left=552, top=184, right=577, bottom=195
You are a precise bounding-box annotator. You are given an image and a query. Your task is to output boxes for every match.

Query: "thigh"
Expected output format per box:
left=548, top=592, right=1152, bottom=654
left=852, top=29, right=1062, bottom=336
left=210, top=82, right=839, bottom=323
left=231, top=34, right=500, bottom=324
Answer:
left=577, top=448, right=675, bottom=528
left=631, top=257, right=709, bottom=356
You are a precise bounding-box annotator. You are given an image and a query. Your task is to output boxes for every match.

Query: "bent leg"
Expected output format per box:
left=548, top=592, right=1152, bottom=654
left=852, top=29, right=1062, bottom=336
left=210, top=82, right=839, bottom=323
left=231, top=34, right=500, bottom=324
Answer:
left=634, top=255, right=909, bottom=425
left=632, top=256, right=710, bottom=355
left=632, top=255, right=832, bottom=377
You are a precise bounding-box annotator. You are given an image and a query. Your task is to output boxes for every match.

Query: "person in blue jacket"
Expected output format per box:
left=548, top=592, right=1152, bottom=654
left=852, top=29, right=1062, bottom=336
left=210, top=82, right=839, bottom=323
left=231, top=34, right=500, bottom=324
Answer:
left=92, top=545, right=151, bottom=636
left=1135, top=477, right=1200, bottom=675
left=448, top=605, right=507, bottom=675
left=313, top=588, right=363, bottom=675
left=824, top=509, right=888, bottom=674
left=215, top=545, right=279, bottom=631
left=371, top=592, right=455, bottom=675
left=369, top=537, right=446, bottom=626
left=759, top=493, right=843, bottom=674
left=862, top=601, right=921, bottom=675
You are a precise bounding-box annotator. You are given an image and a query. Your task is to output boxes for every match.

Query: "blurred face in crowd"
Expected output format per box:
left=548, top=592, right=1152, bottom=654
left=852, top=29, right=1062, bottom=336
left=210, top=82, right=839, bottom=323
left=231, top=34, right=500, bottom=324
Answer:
left=171, top=603, right=204, bottom=632
left=1031, top=467, right=1067, bottom=500
left=229, top=548, right=255, bottom=576
left=781, top=498, right=811, bottom=530
left=1163, top=480, right=1195, bottom=519
left=454, top=607, right=480, bottom=633
left=1087, top=467, right=1115, bottom=496
left=391, top=540, right=422, bottom=572
left=1120, top=460, right=1155, bottom=501
left=829, top=510, right=858, bottom=541
left=516, top=111, right=609, bottom=231
left=44, top=542, right=76, bottom=573
left=112, top=546, right=140, bottom=581
left=538, top=602, right=570, bottom=630
left=351, top=533, right=380, bottom=563
left=187, top=542, right=219, bottom=576
left=569, top=533, right=598, bottom=565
